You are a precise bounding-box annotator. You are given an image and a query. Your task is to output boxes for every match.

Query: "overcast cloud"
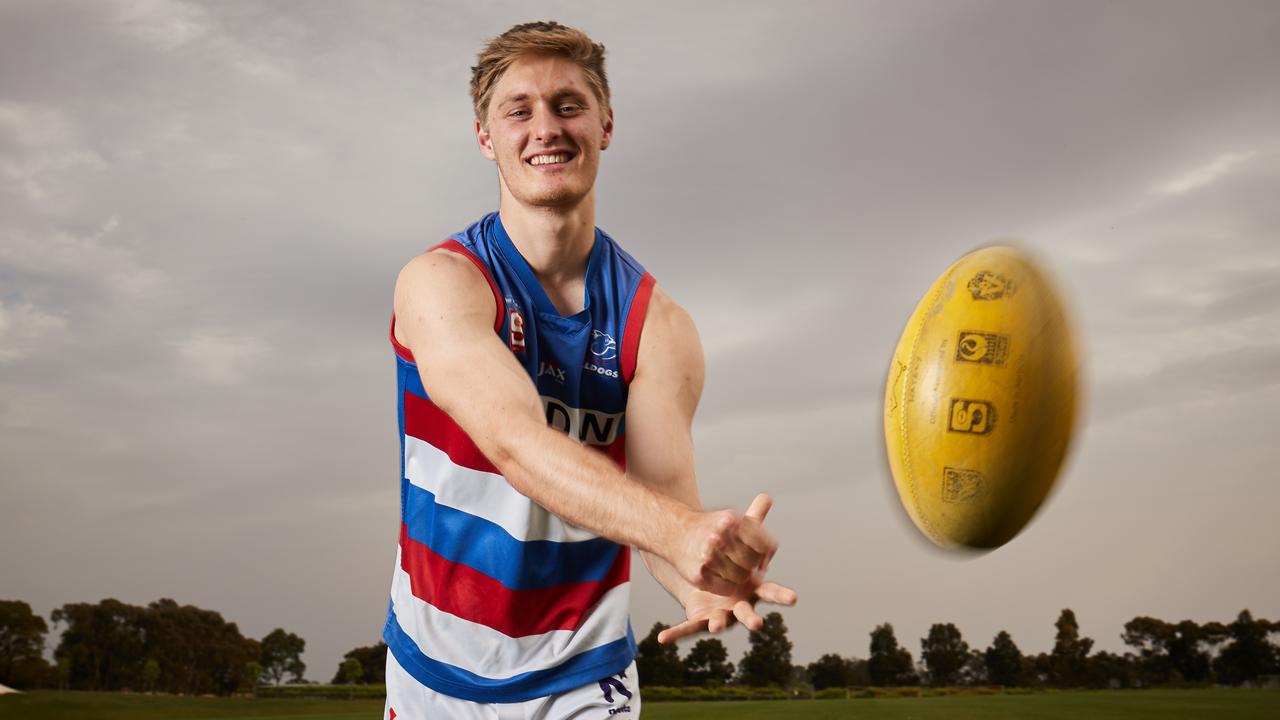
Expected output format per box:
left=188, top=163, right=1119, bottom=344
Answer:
left=3, top=0, right=1279, bottom=680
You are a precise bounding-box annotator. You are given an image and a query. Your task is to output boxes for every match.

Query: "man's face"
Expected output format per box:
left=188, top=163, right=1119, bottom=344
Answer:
left=476, top=55, right=613, bottom=209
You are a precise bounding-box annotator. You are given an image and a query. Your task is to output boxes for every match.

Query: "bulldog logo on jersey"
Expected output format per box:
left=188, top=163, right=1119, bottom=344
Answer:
left=591, top=329, right=617, bottom=361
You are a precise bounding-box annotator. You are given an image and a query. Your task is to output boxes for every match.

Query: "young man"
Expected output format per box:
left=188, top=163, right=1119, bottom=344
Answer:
left=384, top=21, right=796, bottom=718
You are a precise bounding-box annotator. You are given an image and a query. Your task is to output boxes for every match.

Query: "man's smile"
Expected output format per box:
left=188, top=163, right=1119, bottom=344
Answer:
left=526, top=151, right=575, bottom=167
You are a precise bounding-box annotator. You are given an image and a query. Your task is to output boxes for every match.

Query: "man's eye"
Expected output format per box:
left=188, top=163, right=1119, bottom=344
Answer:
left=509, top=109, right=529, bottom=118
left=559, top=105, right=582, bottom=114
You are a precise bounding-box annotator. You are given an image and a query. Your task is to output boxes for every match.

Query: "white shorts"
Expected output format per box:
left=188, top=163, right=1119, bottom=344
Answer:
left=384, top=650, right=641, bottom=720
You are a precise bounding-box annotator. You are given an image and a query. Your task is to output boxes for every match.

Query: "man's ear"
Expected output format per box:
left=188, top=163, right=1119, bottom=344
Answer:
left=475, top=118, right=496, bottom=160
left=600, top=108, right=614, bottom=151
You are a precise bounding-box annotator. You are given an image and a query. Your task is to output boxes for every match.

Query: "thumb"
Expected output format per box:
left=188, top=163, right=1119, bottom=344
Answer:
left=745, top=493, right=772, bottom=522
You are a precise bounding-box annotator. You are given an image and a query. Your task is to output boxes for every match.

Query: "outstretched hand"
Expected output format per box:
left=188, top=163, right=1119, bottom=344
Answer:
left=658, top=493, right=797, bottom=644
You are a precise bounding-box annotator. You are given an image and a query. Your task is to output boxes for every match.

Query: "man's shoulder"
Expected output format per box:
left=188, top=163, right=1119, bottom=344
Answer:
left=644, top=285, right=693, bottom=336
left=394, top=241, right=498, bottom=326
left=629, top=282, right=704, bottom=395
left=398, top=246, right=491, bottom=298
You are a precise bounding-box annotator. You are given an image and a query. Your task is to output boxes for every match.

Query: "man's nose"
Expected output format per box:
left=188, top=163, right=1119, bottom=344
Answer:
left=533, top=107, right=563, bottom=143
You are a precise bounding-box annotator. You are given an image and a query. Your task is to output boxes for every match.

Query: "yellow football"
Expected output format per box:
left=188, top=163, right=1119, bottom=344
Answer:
left=883, top=245, right=1080, bottom=550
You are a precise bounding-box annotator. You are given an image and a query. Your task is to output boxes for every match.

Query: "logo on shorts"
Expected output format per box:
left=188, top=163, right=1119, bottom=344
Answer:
left=599, top=669, right=633, bottom=709
left=956, top=330, right=1009, bottom=365
left=591, top=329, right=617, bottom=361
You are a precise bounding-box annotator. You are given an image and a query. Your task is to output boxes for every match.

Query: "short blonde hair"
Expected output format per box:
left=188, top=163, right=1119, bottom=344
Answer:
left=470, top=21, right=610, bottom=126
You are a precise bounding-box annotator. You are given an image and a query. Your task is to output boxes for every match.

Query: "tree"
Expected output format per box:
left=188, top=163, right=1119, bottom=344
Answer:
left=984, top=631, right=1024, bottom=687
left=0, top=600, right=50, bottom=690
left=1086, top=651, right=1137, bottom=689
left=141, top=659, right=160, bottom=693
left=960, top=649, right=987, bottom=686
left=139, top=598, right=260, bottom=695
left=848, top=657, right=871, bottom=686
left=868, top=623, right=917, bottom=686
left=340, top=657, right=363, bottom=684
left=1024, top=652, right=1051, bottom=687
left=683, top=638, right=733, bottom=687
left=56, top=657, right=70, bottom=691
left=1049, top=609, right=1093, bottom=687
left=260, top=628, right=306, bottom=685
left=340, top=657, right=362, bottom=699
left=241, top=661, right=264, bottom=695
left=807, top=653, right=863, bottom=690
left=1122, top=616, right=1217, bottom=685
left=1121, top=615, right=1172, bottom=684
left=634, top=623, right=683, bottom=686
left=737, top=612, right=793, bottom=687
left=1167, top=620, right=1214, bottom=683
left=51, top=599, right=147, bottom=691
left=1215, top=610, right=1277, bottom=686
left=330, top=642, right=387, bottom=685
left=920, top=623, right=969, bottom=686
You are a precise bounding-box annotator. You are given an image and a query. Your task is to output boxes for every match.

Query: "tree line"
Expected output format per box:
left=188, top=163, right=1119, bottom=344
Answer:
left=4, top=597, right=1276, bottom=694
left=636, top=609, right=1280, bottom=691
left=0, top=598, right=307, bottom=695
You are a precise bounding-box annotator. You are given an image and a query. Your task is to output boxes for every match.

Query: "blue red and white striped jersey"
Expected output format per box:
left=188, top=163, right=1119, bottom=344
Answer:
left=383, top=212, right=655, bottom=703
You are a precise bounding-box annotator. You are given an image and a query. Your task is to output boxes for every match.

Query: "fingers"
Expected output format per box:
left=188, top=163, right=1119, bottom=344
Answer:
left=733, top=599, right=763, bottom=631
left=744, top=492, right=772, bottom=522
left=706, top=608, right=732, bottom=634
left=658, top=606, right=741, bottom=644
left=754, top=581, right=798, bottom=606
left=657, top=619, right=705, bottom=644
left=741, top=494, right=778, bottom=575
left=698, top=563, right=741, bottom=597
left=734, top=519, right=777, bottom=562
left=712, top=533, right=761, bottom=585
left=694, top=511, right=755, bottom=588
left=734, top=494, right=776, bottom=573
left=684, top=498, right=784, bottom=596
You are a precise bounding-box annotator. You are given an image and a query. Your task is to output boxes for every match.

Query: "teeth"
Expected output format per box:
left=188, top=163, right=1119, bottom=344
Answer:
left=530, top=153, right=569, bottom=166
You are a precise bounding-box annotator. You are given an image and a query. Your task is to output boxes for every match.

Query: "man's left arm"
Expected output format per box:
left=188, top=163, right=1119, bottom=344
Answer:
left=625, top=286, right=797, bottom=643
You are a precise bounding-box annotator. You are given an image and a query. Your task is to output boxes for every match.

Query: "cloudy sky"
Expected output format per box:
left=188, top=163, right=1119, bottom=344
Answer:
left=3, top=0, right=1279, bottom=681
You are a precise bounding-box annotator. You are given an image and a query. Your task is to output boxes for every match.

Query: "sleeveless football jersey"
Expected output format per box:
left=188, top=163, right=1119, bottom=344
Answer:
left=383, top=211, right=655, bottom=703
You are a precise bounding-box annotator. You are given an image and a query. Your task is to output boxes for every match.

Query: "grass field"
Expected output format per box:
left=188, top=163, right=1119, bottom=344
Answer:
left=2, top=689, right=1278, bottom=719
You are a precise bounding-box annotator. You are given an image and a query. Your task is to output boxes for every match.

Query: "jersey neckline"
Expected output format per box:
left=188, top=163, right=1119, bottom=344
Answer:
left=489, top=211, right=604, bottom=324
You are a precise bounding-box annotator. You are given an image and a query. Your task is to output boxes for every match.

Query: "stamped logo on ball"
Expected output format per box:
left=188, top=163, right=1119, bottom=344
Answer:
left=942, top=467, right=984, bottom=504
left=967, top=270, right=1017, bottom=300
left=948, top=398, right=995, bottom=435
left=956, top=331, right=1009, bottom=365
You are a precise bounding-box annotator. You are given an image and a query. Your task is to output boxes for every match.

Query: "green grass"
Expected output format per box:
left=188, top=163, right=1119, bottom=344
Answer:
left=644, top=689, right=1280, bottom=719
left=0, top=692, right=383, bottom=720
left=1, top=688, right=1277, bottom=719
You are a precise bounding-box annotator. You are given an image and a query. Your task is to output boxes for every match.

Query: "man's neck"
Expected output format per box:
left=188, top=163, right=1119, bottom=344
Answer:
left=497, top=192, right=597, bottom=289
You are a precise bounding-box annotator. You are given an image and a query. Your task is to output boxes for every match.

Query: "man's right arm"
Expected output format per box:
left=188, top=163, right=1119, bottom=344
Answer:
left=393, top=249, right=762, bottom=596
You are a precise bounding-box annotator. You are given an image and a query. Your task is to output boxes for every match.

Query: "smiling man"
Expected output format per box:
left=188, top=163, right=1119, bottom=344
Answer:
left=383, top=21, right=796, bottom=718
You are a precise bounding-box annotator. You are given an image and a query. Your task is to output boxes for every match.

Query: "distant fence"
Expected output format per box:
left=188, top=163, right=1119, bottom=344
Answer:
left=256, top=684, right=386, bottom=700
